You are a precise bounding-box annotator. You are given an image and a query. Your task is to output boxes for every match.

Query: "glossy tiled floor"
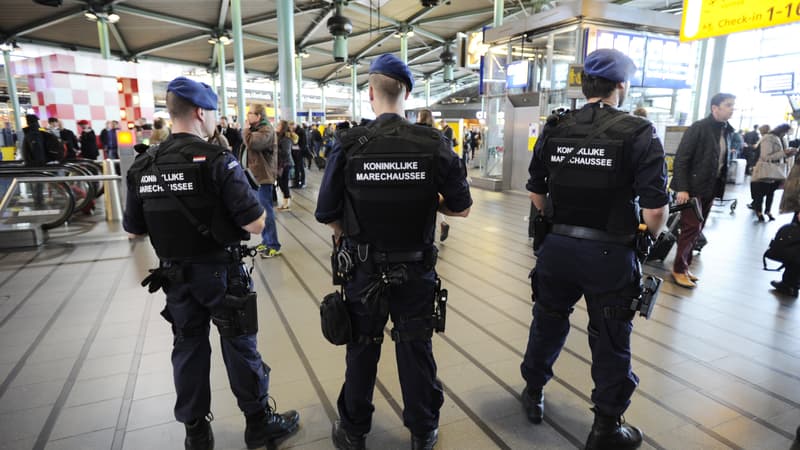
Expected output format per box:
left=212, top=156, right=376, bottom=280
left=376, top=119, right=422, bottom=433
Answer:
left=1, top=172, right=799, bottom=450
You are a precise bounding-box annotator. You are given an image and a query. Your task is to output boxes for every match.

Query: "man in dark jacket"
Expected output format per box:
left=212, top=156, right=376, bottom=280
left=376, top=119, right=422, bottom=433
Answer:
left=77, top=120, right=99, bottom=160
left=219, top=116, right=243, bottom=159
left=669, top=92, right=736, bottom=288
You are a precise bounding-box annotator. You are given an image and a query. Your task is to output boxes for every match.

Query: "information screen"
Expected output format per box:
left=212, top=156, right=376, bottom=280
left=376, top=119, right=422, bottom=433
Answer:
left=506, top=60, right=529, bottom=89
left=759, top=73, right=794, bottom=93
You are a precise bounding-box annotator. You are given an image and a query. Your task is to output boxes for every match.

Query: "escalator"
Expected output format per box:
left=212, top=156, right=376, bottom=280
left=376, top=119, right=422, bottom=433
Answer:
left=0, top=160, right=108, bottom=247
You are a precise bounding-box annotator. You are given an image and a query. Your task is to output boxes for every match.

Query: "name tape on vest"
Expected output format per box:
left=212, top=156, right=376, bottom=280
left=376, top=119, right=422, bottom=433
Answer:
left=350, top=158, right=432, bottom=185
left=138, top=166, right=201, bottom=197
left=547, top=142, right=619, bottom=171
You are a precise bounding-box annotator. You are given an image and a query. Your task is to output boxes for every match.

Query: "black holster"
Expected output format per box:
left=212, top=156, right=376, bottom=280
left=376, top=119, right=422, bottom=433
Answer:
left=320, top=290, right=353, bottom=345
left=532, top=212, right=551, bottom=252
left=434, top=278, right=447, bottom=333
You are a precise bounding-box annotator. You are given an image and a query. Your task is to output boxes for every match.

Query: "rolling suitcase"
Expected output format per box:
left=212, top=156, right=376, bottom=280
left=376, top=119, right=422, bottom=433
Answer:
left=646, top=211, right=680, bottom=262
left=314, top=155, right=326, bottom=170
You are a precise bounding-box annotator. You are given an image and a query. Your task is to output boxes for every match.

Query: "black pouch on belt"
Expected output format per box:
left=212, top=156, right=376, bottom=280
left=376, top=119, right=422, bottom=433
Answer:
left=320, top=290, right=352, bottom=345
left=223, top=292, right=259, bottom=334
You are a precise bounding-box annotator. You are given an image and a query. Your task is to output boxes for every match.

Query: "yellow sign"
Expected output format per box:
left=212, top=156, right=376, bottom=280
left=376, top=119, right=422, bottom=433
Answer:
left=681, top=0, right=800, bottom=42
left=568, top=64, right=583, bottom=88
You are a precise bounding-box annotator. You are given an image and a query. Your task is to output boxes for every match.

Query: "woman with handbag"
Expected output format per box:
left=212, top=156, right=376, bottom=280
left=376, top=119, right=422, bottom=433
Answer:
left=750, top=124, right=797, bottom=221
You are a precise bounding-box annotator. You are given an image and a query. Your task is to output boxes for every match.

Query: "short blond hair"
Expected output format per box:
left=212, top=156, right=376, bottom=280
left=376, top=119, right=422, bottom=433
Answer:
left=369, top=73, right=405, bottom=102
left=250, top=103, right=267, bottom=120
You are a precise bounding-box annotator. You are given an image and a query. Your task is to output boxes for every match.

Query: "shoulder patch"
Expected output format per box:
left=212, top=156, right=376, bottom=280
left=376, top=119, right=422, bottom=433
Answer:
left=192, top=155, right=206, bottom=163
left=227, top=160, right=239, bottom=169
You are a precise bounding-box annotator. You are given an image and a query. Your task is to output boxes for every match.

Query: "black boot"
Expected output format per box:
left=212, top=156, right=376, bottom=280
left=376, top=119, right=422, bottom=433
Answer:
left=771, top=280, right=799, bottom=297
left=521, top=386, right=544, bottom=424
left=331, top=420, right=366, bottom=450
left=244, top=401, right=300, bottom=449
left=584, top=408, right=642, bottom=450
left=184, top=415, right=214, bottom=450
left=411, top=428, right=438, bottom=450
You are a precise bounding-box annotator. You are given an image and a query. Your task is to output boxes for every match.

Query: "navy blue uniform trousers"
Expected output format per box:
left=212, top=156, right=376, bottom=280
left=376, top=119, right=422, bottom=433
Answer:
left=521, top=234, right=640, bottom=417
left=339, top=262, right=444, bottom=436
left=162, top=262, right=270, bottom=423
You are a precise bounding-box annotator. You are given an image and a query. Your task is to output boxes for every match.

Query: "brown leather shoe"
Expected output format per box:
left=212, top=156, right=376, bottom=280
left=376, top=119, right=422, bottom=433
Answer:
left=686, top=271, right=699, bottom=282
left=672, top=272, right=696, bottom=288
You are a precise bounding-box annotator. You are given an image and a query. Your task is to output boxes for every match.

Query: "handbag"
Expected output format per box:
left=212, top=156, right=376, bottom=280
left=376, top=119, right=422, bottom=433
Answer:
left=752, top=159, right=787, bottom=182
left=763, top=221, right=800, bottom=270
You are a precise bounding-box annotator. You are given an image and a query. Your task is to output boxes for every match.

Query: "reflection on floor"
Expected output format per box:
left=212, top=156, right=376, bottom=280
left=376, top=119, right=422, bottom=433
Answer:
left=0, top=172, right=798, bottom=450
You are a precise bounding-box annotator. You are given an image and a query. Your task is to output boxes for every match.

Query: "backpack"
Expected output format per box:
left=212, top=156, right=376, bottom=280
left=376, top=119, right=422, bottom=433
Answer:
left=763, top=222, right=800, bottom=270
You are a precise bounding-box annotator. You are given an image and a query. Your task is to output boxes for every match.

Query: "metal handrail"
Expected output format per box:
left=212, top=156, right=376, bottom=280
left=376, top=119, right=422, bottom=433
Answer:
left=0, top=175, right=122, bottom=220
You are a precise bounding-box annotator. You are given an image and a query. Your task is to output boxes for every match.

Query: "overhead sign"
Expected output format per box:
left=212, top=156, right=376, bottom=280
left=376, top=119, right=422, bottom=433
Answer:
left=759, top=73, right=794, bottom=93
left=681, top=0, right=800, bottom=42
left=585, top=29, right=692, bottom=89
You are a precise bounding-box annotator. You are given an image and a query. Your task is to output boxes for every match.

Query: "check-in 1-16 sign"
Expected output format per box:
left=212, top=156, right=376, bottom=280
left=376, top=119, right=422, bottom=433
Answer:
left=681, top=0, right=800, bottom=42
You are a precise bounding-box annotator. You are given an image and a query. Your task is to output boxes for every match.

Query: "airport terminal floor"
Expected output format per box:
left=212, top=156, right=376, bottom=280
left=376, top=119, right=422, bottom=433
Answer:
left=1, top=171, right=799, bottom=450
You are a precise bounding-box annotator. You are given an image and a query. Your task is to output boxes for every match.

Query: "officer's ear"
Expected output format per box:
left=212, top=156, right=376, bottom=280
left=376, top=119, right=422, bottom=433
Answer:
left=403, top=87, right=410, bottom=101
left=369, top=85, right=375, bottom=102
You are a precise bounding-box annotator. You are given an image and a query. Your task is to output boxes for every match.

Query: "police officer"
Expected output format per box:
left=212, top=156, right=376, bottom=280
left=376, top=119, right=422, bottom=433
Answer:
left=315, top=53, right=472, bottom=450
left=519, top=49, right=668, bottom=450
left=123, top=77, right=299, bottom=450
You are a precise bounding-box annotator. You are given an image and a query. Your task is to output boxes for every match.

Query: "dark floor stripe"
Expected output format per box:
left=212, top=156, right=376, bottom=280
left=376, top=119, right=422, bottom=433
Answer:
left=253, top=261, right=338, bottom=423
left=440, top=382, right=513, bottom=450
left=0, top=250, right=42, bottom=289
left=111, top=288, right=154, bottom=450
left=0, top=245, right=102, bottom=398
left=436, top=332, right=583, bottom=449
left=33, top=242, right=132, bottom=449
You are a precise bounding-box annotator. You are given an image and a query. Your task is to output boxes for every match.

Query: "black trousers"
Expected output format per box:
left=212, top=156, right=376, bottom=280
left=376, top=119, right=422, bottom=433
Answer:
left=751, top=180, right=781, bottom=213
left=292, top=150, right=305, bottom=186
left=338, top=263, right=443, bottom=436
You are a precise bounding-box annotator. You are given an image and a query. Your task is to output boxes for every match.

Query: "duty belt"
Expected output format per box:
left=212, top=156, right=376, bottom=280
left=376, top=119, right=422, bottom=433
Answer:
left=159, top=249, right=234, bottom=265
left=551, top=224, right=635, bottom=245
left=371, top=249, right=426, bottom=264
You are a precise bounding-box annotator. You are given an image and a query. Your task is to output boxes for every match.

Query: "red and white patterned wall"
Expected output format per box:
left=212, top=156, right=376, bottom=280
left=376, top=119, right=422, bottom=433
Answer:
left=12, top=53, right=155, bottom=134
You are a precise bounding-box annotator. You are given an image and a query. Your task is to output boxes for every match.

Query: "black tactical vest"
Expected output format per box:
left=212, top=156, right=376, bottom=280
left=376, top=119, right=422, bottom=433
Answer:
left=127, top=135, right=247, bottom=259
left=340, top=119, right=440, bottom=251
left=542, top=105, right=651, bottom=235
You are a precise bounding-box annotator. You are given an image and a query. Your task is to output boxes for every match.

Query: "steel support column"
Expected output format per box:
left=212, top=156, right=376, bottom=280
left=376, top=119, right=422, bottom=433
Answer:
left=705, top=35, right=727, bottom=117
left=494, top=0, right=504, bottom=28
left=320, top=83, right=327, bottom=122
left=295, top=54, right=303, bottom=111
left=277, top=0, right=297, bottom=121
left=3, top=50, right=22, bottom=134
left=217, top=42, right=228, bottom=117
left=425, top=78, right=430, bottom=107
left=273, top=78, right=279, bottom=122
left=400, top=32, right=408, bottom=64
left=351, top=64, right=358, bottom=121
left=232, top=0, right=247, bottom=121
left=97, top=20, right=111, bottom=59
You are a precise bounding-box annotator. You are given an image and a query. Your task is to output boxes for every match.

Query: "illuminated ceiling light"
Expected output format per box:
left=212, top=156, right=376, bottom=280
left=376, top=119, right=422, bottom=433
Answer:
left=84, top=11, right=98, bottom=21
left=219, top=35, right=232, bottom=45
left=0, top=41, right=15, bottom=52
left=107, top=12, right=120, bottom=24
left=298, top=49, right=310, bottom=58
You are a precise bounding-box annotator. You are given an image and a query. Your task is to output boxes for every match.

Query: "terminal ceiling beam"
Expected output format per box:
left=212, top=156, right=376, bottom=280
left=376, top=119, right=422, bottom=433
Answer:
left=217, top=0, right=230, bottom=29
left=344, top=2, right=446, bottom=43
left=242, top=32, right=278, bottom=46
left=1, top=7, right=84, bottom=40
left=298, top=6, right=334, bottom=49
left=415, top=7, right=495, bottom=25
left=108, top=23, right=129, bottom=57
left=319, top=31, right=393, bottom=82
left=113, top=5, right=213, bottom=33
left=134, top=33, right=209, bottom=57
left=97, top=20, right=111, bottom=60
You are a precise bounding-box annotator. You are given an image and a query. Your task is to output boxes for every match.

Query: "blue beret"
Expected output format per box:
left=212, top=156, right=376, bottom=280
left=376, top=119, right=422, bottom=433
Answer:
left=167, top=76, right=218, bottom=110
left=369, top=53, right=414, bottom=92
left=583, top=49, right=636, bottom=83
